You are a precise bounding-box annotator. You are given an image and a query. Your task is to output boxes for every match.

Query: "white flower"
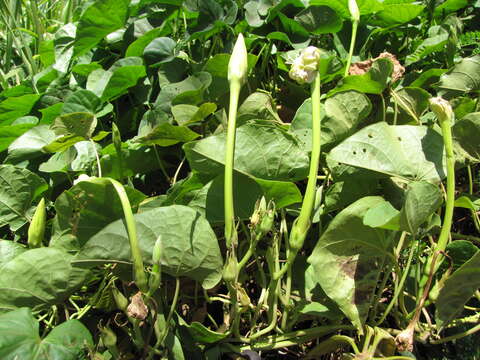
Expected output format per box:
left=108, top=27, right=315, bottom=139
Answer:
left=289, top=46, right=321, bottom=84
left=348, top=0, right=360, bottom=22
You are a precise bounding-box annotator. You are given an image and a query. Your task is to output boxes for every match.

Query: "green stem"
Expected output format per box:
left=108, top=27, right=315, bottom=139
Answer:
left=420, top=116, right=455, bottom=290
left=225, top=81, right=241, bottom=248
left=274, top=73, right=321, bottom=281
left=451, top=232, right=480, bottom=245
left=108, top=179, right=148, bottom=293
left=89, top=139, right=102, bottom=177
left=430, top=322, right=480, bottom=344
left=344, top=20, right=359, bottom=77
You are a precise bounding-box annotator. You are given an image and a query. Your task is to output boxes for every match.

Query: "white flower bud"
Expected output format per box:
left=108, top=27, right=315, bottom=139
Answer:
left=429, top=96, right=453, bottom=124
left=228, top=33, right=248, bottom=85
left=348, top=0, right=360, bottom=22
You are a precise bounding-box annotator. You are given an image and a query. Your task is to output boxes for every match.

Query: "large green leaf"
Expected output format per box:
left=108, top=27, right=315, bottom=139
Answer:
left=399, top=181, right=443, bottom=234
left=74, top=0, right=130, bottom=57
left=50, top=177, right=146, bottom=252
left=144, top=37, right=178, bottom=66
left=328, top=122, right=446, bottom=183
left=437, top=55, right=480, bottom=98
left=6, top=125, right=56, bottom=163
left=452, top=112, right=480, bottom=161
left=294, top=6, right=343, bottom=34
left=405, top=25, right=449, bottom=65
left=0, top=94, right=40, bottom=125
left=374, top=2, right=424, bottom=25
left=0, top=240, right=26, bottom=266
left=51, top=112, right=97, bottom=139
left=0, top=124, right=36, bottom=153
left=0, top=165, right=48, bottom=232
left=74, top=205, right=223, bottom=289
left=435, top=250, right=480, bottom=328
left=184, top=122, right=310, bottom=181
left=0, top=308, right=93, bottom=360
left=0, top=248, right=88, bottom=312
left=101, top=64, right=147, bottom=102
left=62, top=89, right=102, bottom=114
left=290, top=90, right=372, bottom=151
left=307, top=196, right=393, bottom=331
left=390, top=87, right=431, bottom=124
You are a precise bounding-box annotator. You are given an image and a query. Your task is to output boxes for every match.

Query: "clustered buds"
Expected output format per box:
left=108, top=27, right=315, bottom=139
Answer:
left=429, top=96, right=454, bottom=125
left=250, top=196, right=275, bottom=238
left=289, top=46, right=321, bottom=84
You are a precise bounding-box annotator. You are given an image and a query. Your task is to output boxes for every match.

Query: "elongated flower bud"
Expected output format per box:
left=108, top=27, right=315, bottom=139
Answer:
left=28, top=198, right=46, bottom=248
left=429, top=96, right=454, bottom=125
left=289, top=47, right=321, bottom=84
left=348, top=0, right=360, bottom=22
left=228, top=33, right=248, bottom=85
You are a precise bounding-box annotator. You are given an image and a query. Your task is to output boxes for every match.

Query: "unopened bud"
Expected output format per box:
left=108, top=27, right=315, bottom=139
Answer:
left=228, top=33, right=248, bottom=85
left=429, top=97, right=453, bottom=125
left=258, top=201, right=275, bottom=235
left=222, top=253, right=238, bottom=284
left=28, top=198, right=46, bottom=248
left=348, top=0, right=360, bottom=22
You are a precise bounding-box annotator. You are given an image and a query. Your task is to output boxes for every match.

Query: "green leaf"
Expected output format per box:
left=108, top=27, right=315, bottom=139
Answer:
left=75, top=205, right=223, bottom=289
left=391, top=87, right=431, bottom=124
left=184, top=322, right=228, bottom=344
left=74, top=0, right=130, bottom=57
left=310, top=0, right=384, bottom=18
left=134, top=123, right=200, bottom=147
left=0, top=124, right=36, bottom=153
left=324, top=177, right=378, bottom=213
left=126, top=27, right=167, bottom=57
left=51, top=112, right=97, bottom=139
left=437, top=55, right=480, bottom=98
left=0, top=308, right=93, bottom=359
left=6, top=125, right=56, bottom=163
left=184, top=122, right=310, bottom=181
left=0, top=240, right=27, bottom=267
left=294, top=6, right=343, bottom=34
left=399, top=181, right=443, bottom=234
left=43, top=131, right=109, bottom=153
left=172, top=103, right=217, bottom=125
left=328, top=122, right=446, bottom=183
left=291, top=91, right=372, bottom=152
left=443, top=240, right=479, bottom=272
left=50, top=177, right=146, bottom=252
left=155, top=72, right=212, bottom=112
left=144, top=37, right=178, bottom=66
left=0, top=165, right=48, bottom=232
left=0, top=248, right=88, bottom=312
left=405, top=25, right=449, bottom=66
left=237, top=92, right=281, bottom=123
left=374, top=2, right=424, bottom=25
left=363, top=200, right=400, bottom=230
left=307, top=196, right=393, bottom=331
left=62, top=89, right=102, bottom=114
left=455, top=195, right=480, bottom=211
left=0, top=94, right=40, bottom=125
left=101, top=64, right=147, bottom=102
left=436, top=250, right=480, bottom=328
left=330, top=58, right=393, bottom=95
left=434, top=0, right=469, bottom=17
left=452, top=112, right=480, bottom=161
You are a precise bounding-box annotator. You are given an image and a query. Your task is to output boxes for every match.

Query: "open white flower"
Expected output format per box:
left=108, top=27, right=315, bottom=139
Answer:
left=289, top=46, right=320, bottom=84
left=429, top=96, right=453, bottom=124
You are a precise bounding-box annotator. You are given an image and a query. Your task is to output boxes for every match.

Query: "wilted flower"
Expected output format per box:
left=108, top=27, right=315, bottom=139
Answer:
left=289, top=46, right=321, bottom=84
left=429, top=96, right=454, bottom=124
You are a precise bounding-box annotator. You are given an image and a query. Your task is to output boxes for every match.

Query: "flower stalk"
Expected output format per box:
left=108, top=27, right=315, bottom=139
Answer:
left=225, top=33, right=248, bottom=249
left=345, top=0, right=360, bottom=77
left=275, top=48, right=322, bottom=280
